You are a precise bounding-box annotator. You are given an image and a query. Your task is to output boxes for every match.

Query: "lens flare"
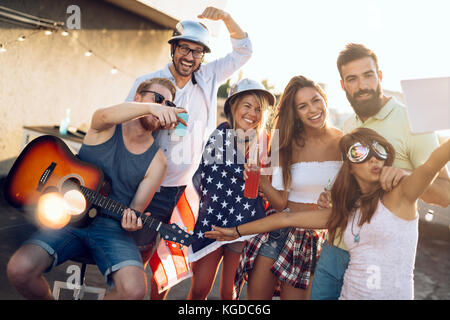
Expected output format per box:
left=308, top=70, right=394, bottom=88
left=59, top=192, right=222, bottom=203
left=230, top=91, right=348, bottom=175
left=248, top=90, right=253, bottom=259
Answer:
left=36, top=192, right=71, bottom=229
left=63, top=190, right=86, bottom=216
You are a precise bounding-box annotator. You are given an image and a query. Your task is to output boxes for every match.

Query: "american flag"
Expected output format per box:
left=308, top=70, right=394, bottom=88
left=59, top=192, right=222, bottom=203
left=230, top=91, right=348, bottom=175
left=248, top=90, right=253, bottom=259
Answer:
left=188, top=122, right=267, bottom=262
left=149, top=183, right=198, bottom=294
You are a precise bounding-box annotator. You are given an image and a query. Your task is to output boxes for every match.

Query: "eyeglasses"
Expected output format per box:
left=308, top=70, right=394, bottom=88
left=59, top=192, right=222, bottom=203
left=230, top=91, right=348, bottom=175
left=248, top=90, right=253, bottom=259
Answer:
left=345, top=141, right=388, bottom=163
left=176, top=44, right=205, bottom=59
left=139, top=90, right=176, bottom=107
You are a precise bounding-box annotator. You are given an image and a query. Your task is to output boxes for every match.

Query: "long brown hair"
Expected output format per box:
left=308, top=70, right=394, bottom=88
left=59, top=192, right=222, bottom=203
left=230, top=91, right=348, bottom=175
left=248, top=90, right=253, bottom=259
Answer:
left=327, top=128, right=395, bottom=244
left=271, top=75, right=328, bottom=190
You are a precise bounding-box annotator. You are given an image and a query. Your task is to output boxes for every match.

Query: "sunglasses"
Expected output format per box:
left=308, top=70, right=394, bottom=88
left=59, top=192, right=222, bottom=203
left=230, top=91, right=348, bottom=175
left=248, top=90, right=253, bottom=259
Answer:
left=345, top=141, right=388, bottom=163
left=139, top=90, right=176, bottom=107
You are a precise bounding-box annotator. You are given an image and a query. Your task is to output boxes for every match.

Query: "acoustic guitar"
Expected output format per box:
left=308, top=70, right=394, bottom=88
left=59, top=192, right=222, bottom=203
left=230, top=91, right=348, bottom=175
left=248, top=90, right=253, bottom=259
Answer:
left=4, top=135, right=192, bottom=247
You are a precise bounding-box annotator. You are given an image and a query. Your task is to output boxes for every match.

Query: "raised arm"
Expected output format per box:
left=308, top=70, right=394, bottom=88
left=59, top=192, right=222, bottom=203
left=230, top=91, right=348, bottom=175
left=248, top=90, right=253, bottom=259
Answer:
left=397, top=138, right=450, bottom=207
left=90, top=102, right=186, bottom=132
left=205, top=208, right=331, bottom=241
left=197, top=7, right=252, bottom=83
left=407, top=131, right=450, bottom=207
left=198, top=7, right=246, bottom=39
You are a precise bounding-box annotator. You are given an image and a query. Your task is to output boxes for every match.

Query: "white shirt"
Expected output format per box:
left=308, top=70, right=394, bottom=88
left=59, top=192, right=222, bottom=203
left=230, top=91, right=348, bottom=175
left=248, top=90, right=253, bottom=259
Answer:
left=125, top=36, right=253, bottom=186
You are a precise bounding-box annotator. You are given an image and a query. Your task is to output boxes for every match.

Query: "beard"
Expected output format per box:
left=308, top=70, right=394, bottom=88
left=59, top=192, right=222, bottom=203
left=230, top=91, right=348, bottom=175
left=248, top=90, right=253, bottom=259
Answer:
left=172, top=57, right=201, bottom=77
left=139, top=116, right=158, bottom=132
left=346, top=84, right=383, bottom=119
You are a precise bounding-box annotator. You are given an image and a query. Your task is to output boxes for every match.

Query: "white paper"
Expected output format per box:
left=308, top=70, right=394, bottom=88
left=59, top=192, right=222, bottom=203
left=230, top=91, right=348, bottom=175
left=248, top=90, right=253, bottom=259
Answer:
left=400, top=77, right=450, bottom=134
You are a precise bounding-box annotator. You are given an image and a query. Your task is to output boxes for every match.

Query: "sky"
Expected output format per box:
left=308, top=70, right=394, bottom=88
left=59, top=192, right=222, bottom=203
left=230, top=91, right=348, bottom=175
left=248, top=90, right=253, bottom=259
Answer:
left=205, top=0, right=450, bottom=116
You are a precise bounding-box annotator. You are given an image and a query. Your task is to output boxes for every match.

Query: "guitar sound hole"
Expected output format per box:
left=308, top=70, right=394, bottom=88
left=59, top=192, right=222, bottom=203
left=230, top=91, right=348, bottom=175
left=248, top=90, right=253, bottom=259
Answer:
left=61, top=177, right=81, bottom=194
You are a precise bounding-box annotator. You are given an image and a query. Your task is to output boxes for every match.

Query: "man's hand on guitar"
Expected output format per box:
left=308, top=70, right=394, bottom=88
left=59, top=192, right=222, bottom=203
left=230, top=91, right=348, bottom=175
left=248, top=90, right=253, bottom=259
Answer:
left=121, top=208, right=150, bottom=232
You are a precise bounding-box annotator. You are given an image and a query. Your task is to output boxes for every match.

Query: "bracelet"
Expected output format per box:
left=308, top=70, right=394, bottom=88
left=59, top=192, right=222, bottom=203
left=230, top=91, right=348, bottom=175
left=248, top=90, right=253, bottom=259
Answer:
left=235, top=225, right=242, bottom=238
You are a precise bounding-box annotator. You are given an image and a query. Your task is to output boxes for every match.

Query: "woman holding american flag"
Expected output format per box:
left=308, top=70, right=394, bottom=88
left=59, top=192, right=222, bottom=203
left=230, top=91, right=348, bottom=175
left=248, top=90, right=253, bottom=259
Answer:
left=187, top=79, right=275, bottom=300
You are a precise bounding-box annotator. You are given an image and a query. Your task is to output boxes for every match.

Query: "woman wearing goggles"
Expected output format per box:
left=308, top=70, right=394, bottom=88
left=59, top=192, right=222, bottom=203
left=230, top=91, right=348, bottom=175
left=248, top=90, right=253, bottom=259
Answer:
left=345, top=141, right=388, bottom=163
left=206, top=127, right=450, bottom=300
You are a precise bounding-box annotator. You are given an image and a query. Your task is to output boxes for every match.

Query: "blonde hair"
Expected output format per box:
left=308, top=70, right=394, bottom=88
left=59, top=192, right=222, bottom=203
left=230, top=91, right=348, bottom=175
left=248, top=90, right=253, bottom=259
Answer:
left=136, top=78, right=177, bottom=101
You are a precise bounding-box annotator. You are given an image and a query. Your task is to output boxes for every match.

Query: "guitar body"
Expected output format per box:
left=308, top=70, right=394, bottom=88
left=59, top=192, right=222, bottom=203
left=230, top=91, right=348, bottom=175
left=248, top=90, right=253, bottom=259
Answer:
left=4, top=135, right=104, bottom=227
left=4, top=135, right=193, bottom=246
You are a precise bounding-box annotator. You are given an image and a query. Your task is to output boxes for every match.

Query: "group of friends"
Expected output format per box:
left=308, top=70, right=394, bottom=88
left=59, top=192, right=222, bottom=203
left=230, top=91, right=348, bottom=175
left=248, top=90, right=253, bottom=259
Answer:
left=6, top=6, right=450, bottom=300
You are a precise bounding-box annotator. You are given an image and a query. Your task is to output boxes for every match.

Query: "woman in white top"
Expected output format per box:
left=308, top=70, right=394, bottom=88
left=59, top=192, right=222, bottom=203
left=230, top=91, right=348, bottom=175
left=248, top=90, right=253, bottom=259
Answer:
left=232, top=76, right=343, bottom=300
left=207, top=128, right=450, bottom=299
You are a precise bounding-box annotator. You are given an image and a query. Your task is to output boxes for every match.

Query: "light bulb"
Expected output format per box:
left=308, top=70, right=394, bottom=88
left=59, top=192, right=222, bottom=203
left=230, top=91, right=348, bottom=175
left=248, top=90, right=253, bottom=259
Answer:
left=85, top=50, right=92, bottom=57
left=425, top=209, right=434, bottom=222
left=36, top=192, right=71, bottom=229
left=18, top=36, right=26, bottom=41
left=110, top=67, right=118, bottom=74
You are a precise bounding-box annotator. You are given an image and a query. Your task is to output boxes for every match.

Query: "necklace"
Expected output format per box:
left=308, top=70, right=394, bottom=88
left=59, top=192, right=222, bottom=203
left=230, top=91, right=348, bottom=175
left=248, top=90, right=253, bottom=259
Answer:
left=351, top=212, right=361, bottom=243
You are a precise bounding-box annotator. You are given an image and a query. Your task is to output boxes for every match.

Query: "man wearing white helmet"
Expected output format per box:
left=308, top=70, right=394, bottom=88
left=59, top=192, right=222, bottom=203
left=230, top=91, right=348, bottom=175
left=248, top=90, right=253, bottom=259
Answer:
left=124, top=6, right=252, bottom=299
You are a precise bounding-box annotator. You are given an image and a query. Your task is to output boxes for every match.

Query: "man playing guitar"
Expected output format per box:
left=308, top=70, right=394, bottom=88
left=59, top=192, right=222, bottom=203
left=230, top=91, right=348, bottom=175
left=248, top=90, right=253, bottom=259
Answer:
left=7, top=78, right=186, bottom=300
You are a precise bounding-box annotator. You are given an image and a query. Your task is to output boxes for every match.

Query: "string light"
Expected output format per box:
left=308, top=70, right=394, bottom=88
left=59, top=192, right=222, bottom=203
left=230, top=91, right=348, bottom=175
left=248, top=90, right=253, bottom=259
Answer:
left=1, top=18, right=135, bottom=78
left=425, top=209, right=434, bottom=222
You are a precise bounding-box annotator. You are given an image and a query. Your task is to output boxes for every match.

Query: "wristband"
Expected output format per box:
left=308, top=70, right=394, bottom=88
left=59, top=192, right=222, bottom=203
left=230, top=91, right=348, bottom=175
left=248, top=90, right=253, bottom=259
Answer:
left=235, top=225, right=242, bottom=238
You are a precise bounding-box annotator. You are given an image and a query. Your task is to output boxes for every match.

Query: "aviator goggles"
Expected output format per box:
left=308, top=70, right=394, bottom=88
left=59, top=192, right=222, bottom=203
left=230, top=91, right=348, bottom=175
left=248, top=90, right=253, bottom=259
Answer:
left=345, top=141, right=388, bottom=163
left=139, top=90, right=177, bottom=107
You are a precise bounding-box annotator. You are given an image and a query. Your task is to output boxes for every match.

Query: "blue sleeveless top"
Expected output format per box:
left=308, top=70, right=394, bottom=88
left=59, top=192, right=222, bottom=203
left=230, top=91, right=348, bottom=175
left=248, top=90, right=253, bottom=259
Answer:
left=78, top=124, right=160, bottom=216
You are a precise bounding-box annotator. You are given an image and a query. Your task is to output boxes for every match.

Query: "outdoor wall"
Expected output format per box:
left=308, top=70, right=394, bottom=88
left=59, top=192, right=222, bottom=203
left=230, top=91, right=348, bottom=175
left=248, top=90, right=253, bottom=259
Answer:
left=0, top=0, right=173, bottom=175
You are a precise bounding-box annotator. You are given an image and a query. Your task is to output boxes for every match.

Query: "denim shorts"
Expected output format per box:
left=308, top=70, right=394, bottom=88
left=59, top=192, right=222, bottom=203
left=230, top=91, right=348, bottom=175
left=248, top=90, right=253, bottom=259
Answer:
left=309, top=241, right=350, bottom=300
left=24, top=217, right=144, bottom=286
left=258, top=227, right=292, bottom=260
left=131, top=185, right=186, bottom=251
left=224, top=241, right=245, bottom=254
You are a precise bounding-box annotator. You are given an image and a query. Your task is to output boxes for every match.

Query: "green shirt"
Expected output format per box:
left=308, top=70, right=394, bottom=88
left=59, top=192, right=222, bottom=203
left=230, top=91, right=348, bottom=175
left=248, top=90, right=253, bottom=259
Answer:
left=331, top=97, right=440, bottom=249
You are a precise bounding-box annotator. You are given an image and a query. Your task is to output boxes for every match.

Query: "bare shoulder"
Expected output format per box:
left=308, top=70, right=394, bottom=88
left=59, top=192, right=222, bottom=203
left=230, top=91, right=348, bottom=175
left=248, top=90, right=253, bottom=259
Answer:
left=83, top=125, right=116, bottom=146
left=328, top=126, right=344, bottom=139
left=325, top=127, right=343, bottom=159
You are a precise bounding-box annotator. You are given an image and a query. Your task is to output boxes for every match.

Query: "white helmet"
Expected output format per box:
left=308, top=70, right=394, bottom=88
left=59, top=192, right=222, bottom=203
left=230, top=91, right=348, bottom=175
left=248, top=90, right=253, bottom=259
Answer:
left=224, top=78, right=276, bottom=119
left=168, top=20, right=211, bottom=53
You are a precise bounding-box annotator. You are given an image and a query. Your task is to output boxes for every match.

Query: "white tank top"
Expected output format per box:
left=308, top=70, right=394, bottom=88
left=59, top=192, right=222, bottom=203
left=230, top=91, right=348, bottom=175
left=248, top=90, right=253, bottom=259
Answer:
left=271, top=161, right=342, bottom=203
left=340, top=200, right=419, bottom=300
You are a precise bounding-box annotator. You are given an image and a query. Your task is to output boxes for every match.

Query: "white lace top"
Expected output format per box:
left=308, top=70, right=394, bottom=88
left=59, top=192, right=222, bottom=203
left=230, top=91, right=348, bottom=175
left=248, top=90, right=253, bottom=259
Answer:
left=271, top=161, right=342, bottom=203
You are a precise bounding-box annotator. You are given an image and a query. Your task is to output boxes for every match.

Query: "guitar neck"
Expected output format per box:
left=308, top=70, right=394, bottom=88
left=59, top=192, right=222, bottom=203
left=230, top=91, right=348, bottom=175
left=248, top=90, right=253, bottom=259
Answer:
left=79, top=186, right=161, bottom=231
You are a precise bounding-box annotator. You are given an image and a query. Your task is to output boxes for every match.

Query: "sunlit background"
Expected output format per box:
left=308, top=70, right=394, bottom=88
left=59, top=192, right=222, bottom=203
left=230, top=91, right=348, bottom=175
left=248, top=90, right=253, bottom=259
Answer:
left=206, top=0, right=450, bottom=136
